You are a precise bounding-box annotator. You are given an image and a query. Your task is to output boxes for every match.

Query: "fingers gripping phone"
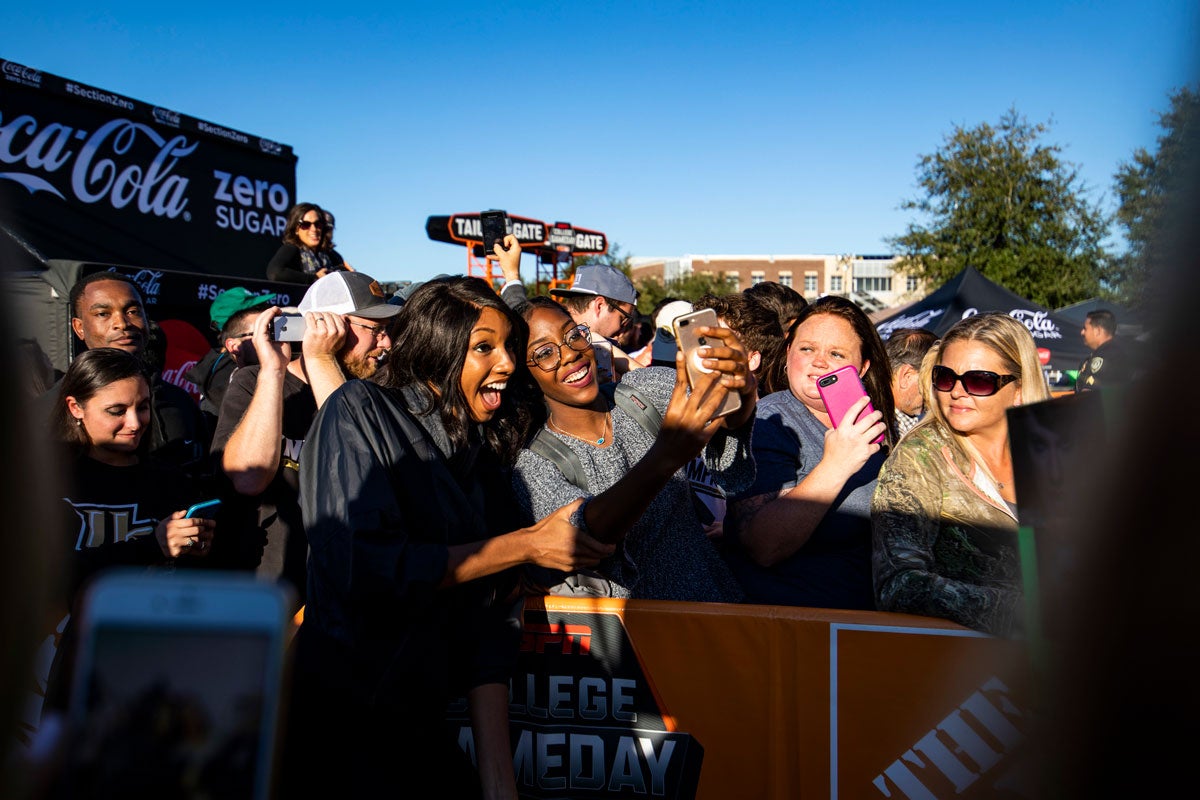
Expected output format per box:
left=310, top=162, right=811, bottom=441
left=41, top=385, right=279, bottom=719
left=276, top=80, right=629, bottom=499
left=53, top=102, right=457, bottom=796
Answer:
left=480, top=209, right=511, bottom=256
left=673, top=308, right=742, bottom=419
left=272, top=313, right=306, bottom=341
left=64, top=571, right=294, bottom=799
left=817, top=365, right=885, bottom=444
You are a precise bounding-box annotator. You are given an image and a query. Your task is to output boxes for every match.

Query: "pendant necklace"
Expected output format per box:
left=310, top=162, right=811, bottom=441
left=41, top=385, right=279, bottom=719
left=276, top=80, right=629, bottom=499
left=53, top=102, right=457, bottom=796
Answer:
left=549, top=412, right=610, bottom=446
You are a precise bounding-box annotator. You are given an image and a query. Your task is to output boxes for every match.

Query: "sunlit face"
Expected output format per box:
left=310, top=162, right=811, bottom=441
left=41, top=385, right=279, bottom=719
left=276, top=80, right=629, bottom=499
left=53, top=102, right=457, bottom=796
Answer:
left=935, top=340, right=1022, bottom=436
left=68, top=376, right=151, bottom=462
left=71, top=279, right=147, bottom=355
left=786, top=313, right=868, bottom=416
left=297, top=210, right=325, bottom=249
left=525, top=305, right=598, bottom=408
left=460, top=307, right=516, bottom=423
left=1081, top=319, right=1107, bottom=350
left=339, top=315, right=393, bottom=380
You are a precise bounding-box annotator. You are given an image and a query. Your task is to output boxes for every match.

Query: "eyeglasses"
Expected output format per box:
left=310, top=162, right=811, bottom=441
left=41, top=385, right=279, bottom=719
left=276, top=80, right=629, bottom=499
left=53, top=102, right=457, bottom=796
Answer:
left=297, top=219, right=326, bottom=231
left=528, top=324, right=592, bottom=371
left=607, top=302, right=634, bottom=329
left=931, top=365, right=1018, bottom=397
left=348, top=320, right=388, bottom=340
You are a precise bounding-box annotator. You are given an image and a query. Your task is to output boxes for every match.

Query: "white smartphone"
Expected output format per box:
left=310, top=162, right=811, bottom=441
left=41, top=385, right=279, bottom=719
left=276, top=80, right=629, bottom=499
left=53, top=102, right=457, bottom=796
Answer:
left=271, top=313, right=306, bottom=342
left=63, top=570, right=294, bottom=799
left=672, top=307, right=743, bottom=418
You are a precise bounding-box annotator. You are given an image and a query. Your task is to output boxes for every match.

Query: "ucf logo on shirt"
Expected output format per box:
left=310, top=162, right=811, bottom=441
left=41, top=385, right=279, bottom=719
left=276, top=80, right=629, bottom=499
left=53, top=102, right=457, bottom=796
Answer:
left=66, top=501, right=157, bottom=550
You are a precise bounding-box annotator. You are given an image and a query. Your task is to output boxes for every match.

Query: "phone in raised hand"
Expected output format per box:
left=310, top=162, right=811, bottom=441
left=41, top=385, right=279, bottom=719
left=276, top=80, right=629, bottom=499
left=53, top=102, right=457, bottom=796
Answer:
left=672, top=308, right=742, bottom=419
left=817, top=365, right=885, bottom=444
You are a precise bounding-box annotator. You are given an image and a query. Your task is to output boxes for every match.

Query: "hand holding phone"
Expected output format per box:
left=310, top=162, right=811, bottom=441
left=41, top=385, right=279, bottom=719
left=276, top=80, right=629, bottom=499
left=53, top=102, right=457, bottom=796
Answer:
left=480, top=209, right=510, bottom=257
left=672, top=308, right=742, bottom=419
left=816, top=365, right=885, bottom=444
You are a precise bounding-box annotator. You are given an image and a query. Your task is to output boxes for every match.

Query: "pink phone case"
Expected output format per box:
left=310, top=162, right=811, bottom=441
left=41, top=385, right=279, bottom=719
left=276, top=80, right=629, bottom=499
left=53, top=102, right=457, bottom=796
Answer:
left=816, top=365, right=885, bottom=444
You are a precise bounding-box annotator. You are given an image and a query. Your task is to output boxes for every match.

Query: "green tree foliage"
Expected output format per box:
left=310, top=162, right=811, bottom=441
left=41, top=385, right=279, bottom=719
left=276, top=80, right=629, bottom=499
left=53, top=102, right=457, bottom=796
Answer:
left=633, top=273, right=736, bottom=316
left=1113, top=85, right=1200, bottom=308
left=887, top=108, right=1112, bottom=308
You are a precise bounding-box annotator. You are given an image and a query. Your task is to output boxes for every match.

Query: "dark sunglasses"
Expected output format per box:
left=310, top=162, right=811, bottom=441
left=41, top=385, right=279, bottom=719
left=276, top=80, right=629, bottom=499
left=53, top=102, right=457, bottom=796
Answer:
left=297, top=219, right=326, bottom=231
left=931, top=365, right=1017, bottom=397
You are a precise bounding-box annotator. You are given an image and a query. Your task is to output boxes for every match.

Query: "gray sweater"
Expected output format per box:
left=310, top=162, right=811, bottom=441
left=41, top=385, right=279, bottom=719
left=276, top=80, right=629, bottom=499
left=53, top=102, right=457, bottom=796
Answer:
left=512, top=367, right=752, bottom=602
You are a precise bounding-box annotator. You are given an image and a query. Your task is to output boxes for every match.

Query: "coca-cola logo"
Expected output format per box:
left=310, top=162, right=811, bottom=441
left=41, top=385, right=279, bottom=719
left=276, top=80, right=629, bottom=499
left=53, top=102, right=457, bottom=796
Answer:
left=113, top=268, right=165, bottom=303
left=878, top=308, right=946, bottom=337
left=0, top=114, right=196, bottom=219
left=2, top=61, right=43, bottom=87
left=152, top=107, right=181, bottom=128
left=962, top=307, right=1064, bottom=340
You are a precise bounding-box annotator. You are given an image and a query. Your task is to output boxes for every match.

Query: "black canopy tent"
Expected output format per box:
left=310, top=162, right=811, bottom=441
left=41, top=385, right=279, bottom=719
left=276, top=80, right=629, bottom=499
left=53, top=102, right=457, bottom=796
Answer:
left=874, top=266, right=1090, bottom=371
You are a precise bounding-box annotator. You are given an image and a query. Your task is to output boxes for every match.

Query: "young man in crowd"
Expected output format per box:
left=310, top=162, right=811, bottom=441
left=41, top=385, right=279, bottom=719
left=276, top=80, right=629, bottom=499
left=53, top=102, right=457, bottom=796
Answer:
left=211, top=271, right=400, bottom=608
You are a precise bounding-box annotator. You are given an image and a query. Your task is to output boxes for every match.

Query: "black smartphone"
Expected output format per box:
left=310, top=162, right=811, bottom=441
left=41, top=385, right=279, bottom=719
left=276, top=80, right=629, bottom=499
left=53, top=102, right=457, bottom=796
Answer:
left=480, top=209, right=510, bottom=256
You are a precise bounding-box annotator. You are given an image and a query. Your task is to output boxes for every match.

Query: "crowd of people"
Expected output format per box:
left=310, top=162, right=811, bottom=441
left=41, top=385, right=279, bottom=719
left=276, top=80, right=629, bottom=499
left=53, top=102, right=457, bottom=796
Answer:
left=13, top=201, right=1144, bottom=798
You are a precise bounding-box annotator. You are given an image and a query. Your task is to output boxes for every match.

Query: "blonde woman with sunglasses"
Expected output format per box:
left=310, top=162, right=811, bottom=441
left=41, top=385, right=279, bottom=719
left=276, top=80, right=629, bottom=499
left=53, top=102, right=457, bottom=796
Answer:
left=871, top=312, right=1050, bottom=636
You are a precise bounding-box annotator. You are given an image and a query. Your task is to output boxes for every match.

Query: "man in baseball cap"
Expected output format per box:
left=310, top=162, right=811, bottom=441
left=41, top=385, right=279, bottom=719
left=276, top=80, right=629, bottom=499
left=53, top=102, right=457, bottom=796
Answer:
left=550, top=264, right=641, bottom=384
left=210, top=270, right=401, bottom=609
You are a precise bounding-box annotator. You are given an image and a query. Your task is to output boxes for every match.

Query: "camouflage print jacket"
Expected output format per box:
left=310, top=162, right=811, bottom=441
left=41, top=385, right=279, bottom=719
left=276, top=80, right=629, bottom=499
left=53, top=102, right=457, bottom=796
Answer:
left=870, top=423, right=1024, bottom=637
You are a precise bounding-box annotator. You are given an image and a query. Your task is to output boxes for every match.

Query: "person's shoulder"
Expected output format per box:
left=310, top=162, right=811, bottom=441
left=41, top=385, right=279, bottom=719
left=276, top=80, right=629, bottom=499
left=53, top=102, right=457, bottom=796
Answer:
left=755, top=388, right=797, bottom=416
left=154, top=376, right=198, bottom=406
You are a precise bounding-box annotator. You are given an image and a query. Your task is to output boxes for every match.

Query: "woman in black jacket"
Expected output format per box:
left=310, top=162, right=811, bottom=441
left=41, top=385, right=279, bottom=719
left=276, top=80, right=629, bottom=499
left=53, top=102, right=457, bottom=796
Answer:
left=284, top=276, right=611, bottom=799
left=265, top=202, right=351, bottom=284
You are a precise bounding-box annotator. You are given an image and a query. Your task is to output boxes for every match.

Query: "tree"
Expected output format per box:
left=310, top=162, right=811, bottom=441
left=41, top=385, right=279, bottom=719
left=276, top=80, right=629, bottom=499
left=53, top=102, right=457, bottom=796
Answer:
left=1113, top=85, right=1200, bottom=308
left=887, top=108, right=1113, bottom=309
left=633, top=272, right=736, bottom=315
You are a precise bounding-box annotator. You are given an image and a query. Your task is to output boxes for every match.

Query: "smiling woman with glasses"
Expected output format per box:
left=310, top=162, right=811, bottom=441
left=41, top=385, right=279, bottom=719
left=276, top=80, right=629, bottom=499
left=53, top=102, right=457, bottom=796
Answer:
left=871, top=312, right=1051, bottom=637
left=266, top=202, right=354, bottom=285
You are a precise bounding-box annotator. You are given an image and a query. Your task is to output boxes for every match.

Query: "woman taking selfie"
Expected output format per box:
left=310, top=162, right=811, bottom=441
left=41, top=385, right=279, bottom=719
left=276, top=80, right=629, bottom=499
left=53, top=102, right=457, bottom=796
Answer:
left=265, top=202, right=352, bottom=285
left=725, top=295, right=895, bottom=610
left=286, top=274, right=609, bottom=799
left=512, top=294, right=756, bottom=602
left=871, top=312, right=1050, bottom=636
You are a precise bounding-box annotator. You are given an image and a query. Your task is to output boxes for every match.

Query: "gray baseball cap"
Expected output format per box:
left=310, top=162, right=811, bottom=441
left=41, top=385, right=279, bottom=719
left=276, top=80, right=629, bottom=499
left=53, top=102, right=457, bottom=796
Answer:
left=298, top=271, right=401, bottom=320
left=549, top=264, right=638, bottom=306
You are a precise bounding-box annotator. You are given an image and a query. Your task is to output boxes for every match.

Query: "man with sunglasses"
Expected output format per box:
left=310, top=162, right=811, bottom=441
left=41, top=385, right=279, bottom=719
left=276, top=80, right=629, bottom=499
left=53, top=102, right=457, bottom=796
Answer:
left=211, top=271, right=400, bottom=608
left=550, top=263, right=641, bottom=386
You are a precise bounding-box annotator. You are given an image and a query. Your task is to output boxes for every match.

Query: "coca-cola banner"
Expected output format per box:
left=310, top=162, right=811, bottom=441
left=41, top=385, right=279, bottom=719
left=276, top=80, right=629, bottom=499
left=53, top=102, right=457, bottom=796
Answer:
left=875, top=266, right=1090, bottom=370
left=0, top=58, right=297, bottom=281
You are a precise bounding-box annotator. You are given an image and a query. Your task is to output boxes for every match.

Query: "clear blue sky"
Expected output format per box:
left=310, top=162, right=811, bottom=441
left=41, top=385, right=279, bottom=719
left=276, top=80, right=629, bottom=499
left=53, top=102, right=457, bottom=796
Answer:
left=4, top=2, right=1197, bottom=285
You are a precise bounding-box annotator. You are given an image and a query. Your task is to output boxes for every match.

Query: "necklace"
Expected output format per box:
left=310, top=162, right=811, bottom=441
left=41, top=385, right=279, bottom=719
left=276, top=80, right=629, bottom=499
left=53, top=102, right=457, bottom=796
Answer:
left=549, top=412, right=610, bottom=445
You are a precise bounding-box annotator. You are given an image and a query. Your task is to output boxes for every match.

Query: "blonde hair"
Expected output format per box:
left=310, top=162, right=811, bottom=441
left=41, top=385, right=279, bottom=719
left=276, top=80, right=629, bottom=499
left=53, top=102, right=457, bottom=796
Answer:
left=914, top=312, right=1051, bottom=458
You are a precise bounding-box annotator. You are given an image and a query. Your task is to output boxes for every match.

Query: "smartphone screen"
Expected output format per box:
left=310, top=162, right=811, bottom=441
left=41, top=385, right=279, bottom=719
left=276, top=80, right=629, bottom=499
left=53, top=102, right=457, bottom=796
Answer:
left=64, top=572, right=292, bottom=800
left=480, top=209, right=509, bottom=256
left=673, top=308, right=742, bottom=418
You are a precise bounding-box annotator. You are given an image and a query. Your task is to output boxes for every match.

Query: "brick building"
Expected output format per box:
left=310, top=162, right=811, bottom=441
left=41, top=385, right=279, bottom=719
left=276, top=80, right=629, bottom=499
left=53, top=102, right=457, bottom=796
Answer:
left=628, top=253, right=927, bottom=312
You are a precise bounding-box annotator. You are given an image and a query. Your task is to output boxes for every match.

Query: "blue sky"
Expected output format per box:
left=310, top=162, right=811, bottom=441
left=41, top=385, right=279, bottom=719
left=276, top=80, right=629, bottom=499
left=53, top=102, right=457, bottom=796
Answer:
left=3, top=2, right=1197, bottom=285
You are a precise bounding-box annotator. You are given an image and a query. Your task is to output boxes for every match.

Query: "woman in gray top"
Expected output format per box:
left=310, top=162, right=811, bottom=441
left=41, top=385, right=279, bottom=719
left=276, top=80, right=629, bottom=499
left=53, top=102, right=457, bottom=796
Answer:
left=512, top=298, right=757, bottom=602
left=726, top=295, right=895, bottom=610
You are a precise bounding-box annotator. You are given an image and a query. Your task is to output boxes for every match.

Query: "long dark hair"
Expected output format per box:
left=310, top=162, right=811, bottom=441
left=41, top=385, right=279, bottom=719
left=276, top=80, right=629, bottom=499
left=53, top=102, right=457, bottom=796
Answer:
left=53, top=348, right=152, bottom=457
left=282, top=202, right=334, bottom=252
left=379, top=276, right=536, bottom=464
left=787, top=295, right=898, bottom=449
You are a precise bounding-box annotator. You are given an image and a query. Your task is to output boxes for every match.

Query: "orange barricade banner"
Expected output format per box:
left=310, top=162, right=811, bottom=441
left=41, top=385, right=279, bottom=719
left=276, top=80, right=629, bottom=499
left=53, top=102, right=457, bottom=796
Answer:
left=449, top=597, right=1034, bottom=800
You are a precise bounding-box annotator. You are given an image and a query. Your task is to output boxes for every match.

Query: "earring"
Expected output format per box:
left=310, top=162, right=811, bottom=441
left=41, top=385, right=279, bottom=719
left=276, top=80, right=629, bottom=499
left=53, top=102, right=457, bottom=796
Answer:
left=75, top=418, right=83, bottom=427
